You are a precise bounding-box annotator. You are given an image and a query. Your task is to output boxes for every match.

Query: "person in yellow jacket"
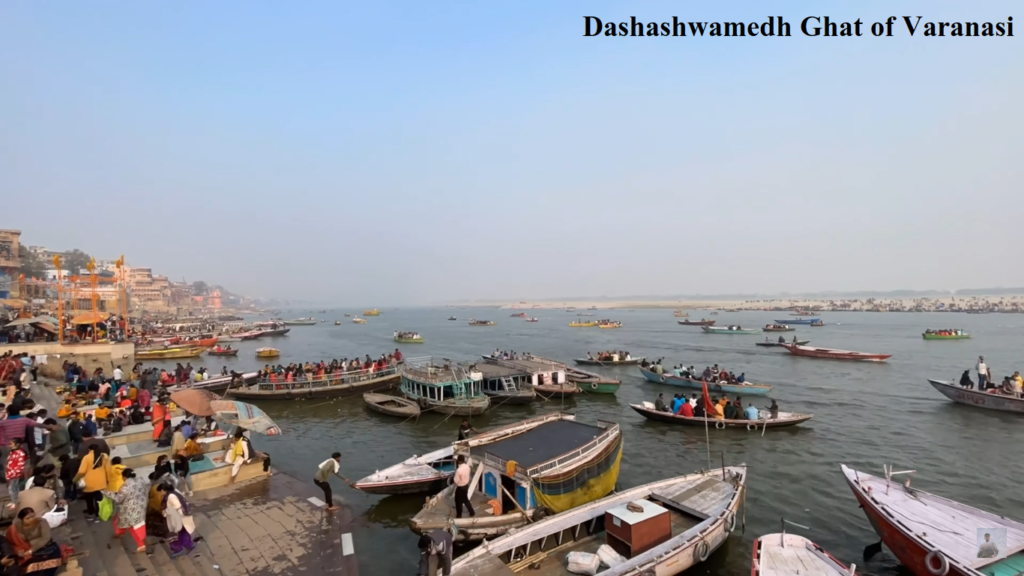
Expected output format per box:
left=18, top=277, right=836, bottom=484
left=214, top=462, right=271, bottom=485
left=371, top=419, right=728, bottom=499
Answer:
left=714, top=398, right=727, bottom=419
left=107, top=456, right=126, bottom=493
left=74, top=443, right=111, bottom=520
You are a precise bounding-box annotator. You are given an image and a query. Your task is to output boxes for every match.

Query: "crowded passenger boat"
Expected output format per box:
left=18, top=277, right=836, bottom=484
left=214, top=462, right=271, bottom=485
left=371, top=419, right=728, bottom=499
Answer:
left=394, top=331, right=424, bottom=343
left=922, top=328, right=971, bottom=340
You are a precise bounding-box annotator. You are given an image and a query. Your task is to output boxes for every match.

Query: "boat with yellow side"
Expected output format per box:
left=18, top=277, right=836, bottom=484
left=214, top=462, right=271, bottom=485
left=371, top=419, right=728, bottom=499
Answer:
left=255, top=347, right=280, bottom=359
left=136, top=345, right=207, bottom=360
left=569, top=321, right=598, bottom=327
left=364, top=309, right=381, bottom=316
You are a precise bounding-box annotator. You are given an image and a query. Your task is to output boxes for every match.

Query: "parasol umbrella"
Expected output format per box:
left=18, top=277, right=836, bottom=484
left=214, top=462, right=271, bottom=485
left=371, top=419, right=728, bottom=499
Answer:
left=71, top=311, right=108, bottom=325
left=0, top=299, right=27, bottom=308
left=2, top=317, right=38, bottom=328
left=169, top=389, right=219, bottom=416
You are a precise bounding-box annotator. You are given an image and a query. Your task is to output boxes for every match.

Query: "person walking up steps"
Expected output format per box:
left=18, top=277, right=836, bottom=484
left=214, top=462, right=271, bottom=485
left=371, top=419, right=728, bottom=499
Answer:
left=313, top=452, right=351, bottom=511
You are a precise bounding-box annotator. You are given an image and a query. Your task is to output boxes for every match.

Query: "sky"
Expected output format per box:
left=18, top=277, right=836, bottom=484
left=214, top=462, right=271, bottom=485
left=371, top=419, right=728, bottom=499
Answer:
left=2, top=1, right=1020, bottom=304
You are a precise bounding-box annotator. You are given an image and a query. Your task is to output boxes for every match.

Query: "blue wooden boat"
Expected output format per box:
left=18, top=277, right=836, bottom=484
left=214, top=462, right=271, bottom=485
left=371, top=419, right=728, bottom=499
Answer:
left=638, top=367, right=773, bottom=396
left=773, top=318, right=819, bottom=325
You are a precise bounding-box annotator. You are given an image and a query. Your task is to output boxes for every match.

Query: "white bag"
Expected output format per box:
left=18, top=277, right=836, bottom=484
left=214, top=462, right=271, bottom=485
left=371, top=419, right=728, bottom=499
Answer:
left=43, top=505, right=68, bottom=528
left=566, top=551, right=601, bottom=575
left=597, top=544, right=626, bottom=567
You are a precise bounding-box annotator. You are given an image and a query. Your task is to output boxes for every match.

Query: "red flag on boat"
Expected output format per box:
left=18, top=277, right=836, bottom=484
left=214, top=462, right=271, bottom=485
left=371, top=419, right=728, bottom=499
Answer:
left=701, top=380, right=718, bottom=414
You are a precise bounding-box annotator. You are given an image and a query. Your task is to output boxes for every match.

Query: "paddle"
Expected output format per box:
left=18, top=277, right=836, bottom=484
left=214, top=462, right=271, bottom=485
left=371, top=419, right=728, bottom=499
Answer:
left=862, top=541, right=883, bottom=561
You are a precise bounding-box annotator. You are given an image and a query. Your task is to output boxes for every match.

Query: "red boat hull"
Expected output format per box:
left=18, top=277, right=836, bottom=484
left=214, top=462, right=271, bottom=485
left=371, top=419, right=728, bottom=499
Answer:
left=782, top=344, right=891, bottom=362
left=844, top=476, right=970, bottom=576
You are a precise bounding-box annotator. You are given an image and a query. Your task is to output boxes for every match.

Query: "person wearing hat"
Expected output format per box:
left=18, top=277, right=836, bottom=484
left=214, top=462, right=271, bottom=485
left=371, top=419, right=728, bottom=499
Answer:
left=417, top=528, right=453, bottom=576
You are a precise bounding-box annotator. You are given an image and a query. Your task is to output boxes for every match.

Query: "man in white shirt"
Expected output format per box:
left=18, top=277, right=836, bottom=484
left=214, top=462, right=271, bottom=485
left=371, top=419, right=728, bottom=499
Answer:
left=112, top=365, right=124, bottom=397
left=976, top=356, right=989, bottom=389
left=452, top=455, right=475, bottom=519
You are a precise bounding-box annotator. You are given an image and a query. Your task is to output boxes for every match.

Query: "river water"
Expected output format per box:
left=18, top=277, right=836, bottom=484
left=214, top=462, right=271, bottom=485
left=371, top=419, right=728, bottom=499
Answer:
left=149, top=309, right=1024, bottom=575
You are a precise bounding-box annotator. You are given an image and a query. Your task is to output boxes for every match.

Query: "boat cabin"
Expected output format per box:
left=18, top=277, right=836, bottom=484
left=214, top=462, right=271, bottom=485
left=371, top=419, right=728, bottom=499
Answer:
left=475, top=364, right=534, bottom=396
left=486, top=357, right=567, bottom=387
left=400, top=357, right=485, bottom=403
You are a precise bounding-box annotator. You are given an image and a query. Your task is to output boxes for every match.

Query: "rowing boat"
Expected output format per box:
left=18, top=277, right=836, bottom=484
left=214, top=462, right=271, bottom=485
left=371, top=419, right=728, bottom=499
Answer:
left=353, top=446, right=455, bottom=495
left=841, top=464, right=1024, bottom=576
left=364, top=309, right=381, bottom=316
left=569, top=321, right=597, bottom=327
left=363, top=393, right=420, bottom=418
left=752, top=533, right=854, bottom=576
left=255, top=347, right=280, bottom=359
left=678, top=319, right=715, bottom=326
left=630, top=403, right=813, bottom=429
left=206, top=349, right=238, bottom=357
left=229, top=366, right=400, bottom=400
left=763, top=325, right=795, bottom=332
left=702, top=326, right=761, bottom=334
left=394, top=336, right=424, bottom=343
left=781, top=344, right=891, bottom=362
left=927, top=379, right=1024, bottom=414
left=756, top=340, right=809, bottom=348
left=572, top=356, right=644, bottom=366
left=565, top=366, right=620, bottom=394
left=774, top=318, right=820, bottom=325
left=136, top=345, right=207, bottom=360
left=283, top=318, right=317, bottom=326
left=469, top=320, right=495, bottom=326
left=639, top=367, right=773, bottom=395
left=449, top=466, right=747, bottom=575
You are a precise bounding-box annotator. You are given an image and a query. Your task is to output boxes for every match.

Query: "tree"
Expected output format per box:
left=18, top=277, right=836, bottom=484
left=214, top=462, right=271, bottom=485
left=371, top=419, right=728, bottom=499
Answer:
left=63, top=249, right=93, bottom=274
left=192, top=281, right=209, bottom=296
left=17, top=245, right=47, bottom=280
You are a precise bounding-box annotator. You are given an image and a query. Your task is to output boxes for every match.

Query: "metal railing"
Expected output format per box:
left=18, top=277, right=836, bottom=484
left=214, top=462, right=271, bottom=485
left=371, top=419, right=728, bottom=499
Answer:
left=252, top=365, right=398, bottom=391
left=482, top=422, right=621, bottom=482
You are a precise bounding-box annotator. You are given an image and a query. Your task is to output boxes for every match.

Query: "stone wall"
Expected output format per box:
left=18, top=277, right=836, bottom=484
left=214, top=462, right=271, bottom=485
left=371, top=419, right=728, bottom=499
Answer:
left=2, top=341, right=136, bottom=379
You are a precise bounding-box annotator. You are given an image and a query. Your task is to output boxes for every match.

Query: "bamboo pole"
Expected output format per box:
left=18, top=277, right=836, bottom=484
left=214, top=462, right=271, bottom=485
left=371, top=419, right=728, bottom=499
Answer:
left=53, top=256, right=63, bottom=343
left=87, top=259, right=98, bottom=342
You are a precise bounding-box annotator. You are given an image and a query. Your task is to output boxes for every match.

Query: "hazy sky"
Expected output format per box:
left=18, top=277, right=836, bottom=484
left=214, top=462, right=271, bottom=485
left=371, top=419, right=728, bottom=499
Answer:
left=3, top=1, right=1020, bottom=304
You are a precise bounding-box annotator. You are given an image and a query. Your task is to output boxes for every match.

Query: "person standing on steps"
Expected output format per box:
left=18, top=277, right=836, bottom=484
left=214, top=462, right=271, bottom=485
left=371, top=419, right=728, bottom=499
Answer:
left=313, top=452, right=351, bottom=511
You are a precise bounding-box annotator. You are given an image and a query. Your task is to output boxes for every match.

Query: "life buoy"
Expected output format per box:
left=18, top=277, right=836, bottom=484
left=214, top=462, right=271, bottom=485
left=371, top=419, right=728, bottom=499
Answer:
left=746, top=423, right=756, bottom=431
left=715, top=421, right=725, bottom=430
left=660, top=375, right=666, bottom=383
left=694, top=539, right=710, bottom=562
left=724, top=510, right=736, bottom=533
left=925, top=550, right=949, bottom=576
left=590, top=382, right=599, bottom=390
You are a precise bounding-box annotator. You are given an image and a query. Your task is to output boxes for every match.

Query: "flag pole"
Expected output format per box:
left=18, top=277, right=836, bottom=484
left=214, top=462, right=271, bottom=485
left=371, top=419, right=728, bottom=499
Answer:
left=702, top=380, right=712, bottom=470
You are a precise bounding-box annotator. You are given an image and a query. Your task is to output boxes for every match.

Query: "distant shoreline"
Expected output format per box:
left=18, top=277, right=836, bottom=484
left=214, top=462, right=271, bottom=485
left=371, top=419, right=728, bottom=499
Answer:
left=445, top=295, right=1024, bottom=313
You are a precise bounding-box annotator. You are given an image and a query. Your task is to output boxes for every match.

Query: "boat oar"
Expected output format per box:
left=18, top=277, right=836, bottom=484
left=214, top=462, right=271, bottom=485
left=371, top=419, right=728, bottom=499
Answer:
left=862, top=541, right=883, bottom=561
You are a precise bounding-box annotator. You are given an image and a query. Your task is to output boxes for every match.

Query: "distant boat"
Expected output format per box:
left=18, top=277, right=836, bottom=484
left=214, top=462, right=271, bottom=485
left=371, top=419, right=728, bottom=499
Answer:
left=782, top=344, right=891, bottom=362
left=447, top=316, right=457, bottom=321
left=525, top=317, right=539, bottom=322
left=284, top=318, right=317, bottom=326
left=679, top=319, right=715, bottom=326
left=922, top=330, right=970, bottom=340
left=702, top=326, right=761, bottom=334
left=756, top=340, right=809, bottom=348
left=364, top=309, right=381, bottom=316
left=468, top=319, right=495, bottom=326
left=773, top=318, right=820, bottom=325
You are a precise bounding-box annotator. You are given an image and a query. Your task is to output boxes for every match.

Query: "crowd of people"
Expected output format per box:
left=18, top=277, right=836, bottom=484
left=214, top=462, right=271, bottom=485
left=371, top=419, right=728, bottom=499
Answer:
left=653, top=392, right=780, bottom=421
left=585, top=351, right=633, bottom=362
left=257, top=351, right=404, bottom=383
left=641, top=360, right=747, bottom=384
left=924, top=328, right=966, bottom=336
left=394, top=331, right=422, bottom=340
left=962, top=356, right=1024, bottom=397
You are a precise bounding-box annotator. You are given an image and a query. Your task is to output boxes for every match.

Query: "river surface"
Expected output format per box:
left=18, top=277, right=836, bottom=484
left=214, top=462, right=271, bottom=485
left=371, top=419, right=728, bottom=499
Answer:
left=148, top=309, right=1024, bottom=575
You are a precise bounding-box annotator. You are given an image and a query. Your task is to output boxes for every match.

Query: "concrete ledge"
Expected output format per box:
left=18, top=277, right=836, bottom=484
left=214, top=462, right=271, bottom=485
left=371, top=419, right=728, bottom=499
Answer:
left=136, top=449, right=272, bottom=492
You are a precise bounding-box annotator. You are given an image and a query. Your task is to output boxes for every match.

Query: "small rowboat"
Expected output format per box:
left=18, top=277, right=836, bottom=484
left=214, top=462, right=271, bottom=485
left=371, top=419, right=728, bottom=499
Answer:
left=509, top=312, right=526, bottom=318
left=352, top=317, right=366, bottom=324
left=569, top=321, right=597, bottom=327
left=631, top=403, right=813, bottom=429
left=206, top=348, right=239, bottom=357
left=565, top=366, right=620, bottom=394
left=639, top=367, right=773, bottom=396
left=353, top=446, right=455, bottom=495
left=468, top=320, right=495, bottom=326
left=597, top=322, right=622, bottom=329
left=922, top=331, right=971, bottom=340
left=255, top=347, right=280, bottom=359
left=525, top=317, right=539, bottom=322
left=927, top=379, right=1024, bottom=414
left=756, top=340, right=810, bottom=348
left=363, top=393, right=420, bottom=419
left=363, top=309, right=381, bottom=316
left=753, top=533, right=854, bottom=576
left=763, top=325, right=795, bottom=332
left=841, top=464, right=1024, bottom=576
left=573, top=356, right=645, bottom=366
left=447, top=316, right=457, bottom=321
left=782, top=344, right=891, bottom=362
left=334, top=320, right=341, bottom=325
left=533, top=382, right=580, bottom=398
left=678, top=319, right=715, bottom=326
left=136, top=345, right=207, bottom=360
left=673, top=310, right=688, bottom=317
left=702, top=326, right=761, bottom=334
left=394, top=335, right=424, bottom=344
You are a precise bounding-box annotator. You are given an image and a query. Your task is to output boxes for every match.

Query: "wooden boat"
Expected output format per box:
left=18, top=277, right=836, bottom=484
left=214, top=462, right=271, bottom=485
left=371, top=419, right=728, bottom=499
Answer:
left=163, top=371, right=259, bottom=395
left=763, top=324, right=795, bottom=332
left=510, top=312, right=527, bottom=318
left=927, top=379, right=1024, bottom=414
left=597, top=321, right=622, bottom=329
left=673, top=310, right=688, bottom=317
left=781, top=344, right=891, bottom=362
left=639, top=367, right=773, bottom=396
left=255, top=347, right=280, bottom=359
left=841, top=464, right=1024, bottom=576
left=753, top=533, right=854, bottom=576
left=412, top=415, right=623, bottom=542
left=702, top=326, right=761, bottom=334
left=233, top=330, right=262, bottom=340
left=449, top=466, right=747, bottom=574
left=251, top=322, right=291, bottom=336
left=774, top=318, right=820, bottom=325
left=476, top=364, right=537, bottom=405
left=215, top=336, right=242, bottom=343
left=630, top=402, right=813, bottom=429
left=228, top=366, right=400, bottom=400
left=678, top=319, right=715, bottom=326
left=352, top=317, right=367, bottom=324
left=447, top=316, right=457, bottom=321
left=468, top=320, right=495, bottom=326
left=756, top=340, right=809, bottom=347
left=344, top=313, right=351, bottom=317
left=400, top=357, right=490, bottom=415
left=353, top=446, right=455, bottom=495
left=534, top=380, right=581, bottom=398
left=569, top=321, right=598, bottom=327
left=363, top=309, right=381, bottom=316
left=363, top=393, right=420, bottom=418
left=525, top=317, right=539, bottom=322
left=791, top=310, right=817, bottom=316
left=334, top=320, right=341, bottom=325
left=135, top=345, right=207, bottom=360
left=810, top=320, right=825, bottom=327
left=922, top=331, right=971, bottom=340
left=394, top=333, right=424, bottom=344
left=283, top=318, right=317, bottom=326
left=573, top=356, right=645, bottom=366
left=206, top=348, right=238, bottom=357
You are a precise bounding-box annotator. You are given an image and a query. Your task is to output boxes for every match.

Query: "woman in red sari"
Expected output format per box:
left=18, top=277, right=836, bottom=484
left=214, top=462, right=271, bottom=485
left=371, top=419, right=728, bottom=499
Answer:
left=151, top=399, right=169, bottom=441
